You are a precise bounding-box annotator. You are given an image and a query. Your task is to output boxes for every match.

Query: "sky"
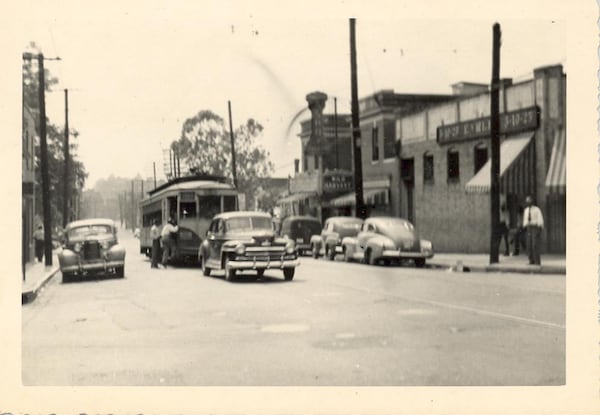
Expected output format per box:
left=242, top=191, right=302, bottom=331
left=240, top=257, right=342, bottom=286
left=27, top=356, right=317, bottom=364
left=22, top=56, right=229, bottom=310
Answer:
left=13, top=2, right=566, bottom=189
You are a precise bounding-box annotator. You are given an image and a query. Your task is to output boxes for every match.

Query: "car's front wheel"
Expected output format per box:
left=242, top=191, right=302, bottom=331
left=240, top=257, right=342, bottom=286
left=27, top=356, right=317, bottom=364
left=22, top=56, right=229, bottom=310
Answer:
left=326, top=245, right=335, bottom=261
left=283, top=268, right=295, bottom=281
left=256, top=269, right=265, bottom=278
left=311, top=244, right=319, bottom=259
left=224, top=257, right=236, bottom=281
left=61, top=271, right=72, bottom=283
left=414, top=258, right=426, bottom=268
left=115, top=266, right=124, bottom=278
left=201, top=256, right=211, bottom=276
left=343, top=246, right=352, bottom=262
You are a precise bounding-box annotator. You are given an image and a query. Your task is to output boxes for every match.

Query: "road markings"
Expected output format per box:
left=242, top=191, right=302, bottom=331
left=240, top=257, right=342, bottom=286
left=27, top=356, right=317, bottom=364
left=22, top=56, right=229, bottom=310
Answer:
left=407, top=296, right=565, bottom=330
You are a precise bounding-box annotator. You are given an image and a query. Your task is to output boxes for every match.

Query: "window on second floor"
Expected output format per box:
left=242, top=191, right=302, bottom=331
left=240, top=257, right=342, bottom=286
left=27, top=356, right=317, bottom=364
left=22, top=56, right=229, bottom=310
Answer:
left=371, top=126, right=379, bottom=161
left=447, top=148, right=460, bottom=182
left=474, top=143, right=488, bottom=174
left=423, top=152, right=434, bottom=184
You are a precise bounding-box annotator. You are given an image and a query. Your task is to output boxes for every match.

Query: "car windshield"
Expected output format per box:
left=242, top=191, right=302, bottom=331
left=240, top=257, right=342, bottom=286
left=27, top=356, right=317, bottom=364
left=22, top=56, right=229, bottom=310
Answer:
left=226, top=216, right=272, bottom=232
left=338, top=219, right=363, bottom=230
left=68, top=225, right=112, bottom=238
left=374, top=219, right=414, bottom=233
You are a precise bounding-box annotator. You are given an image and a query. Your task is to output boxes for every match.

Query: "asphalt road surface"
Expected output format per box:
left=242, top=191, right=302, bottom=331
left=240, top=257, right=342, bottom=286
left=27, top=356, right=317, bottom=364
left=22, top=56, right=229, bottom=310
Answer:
left=22, top=231, right=565, bottom=386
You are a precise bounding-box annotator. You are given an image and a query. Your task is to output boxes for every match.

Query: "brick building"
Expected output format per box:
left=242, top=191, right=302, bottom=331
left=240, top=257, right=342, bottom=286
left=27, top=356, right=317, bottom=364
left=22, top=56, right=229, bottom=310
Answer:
left=396, top=64, right=566, bottom=253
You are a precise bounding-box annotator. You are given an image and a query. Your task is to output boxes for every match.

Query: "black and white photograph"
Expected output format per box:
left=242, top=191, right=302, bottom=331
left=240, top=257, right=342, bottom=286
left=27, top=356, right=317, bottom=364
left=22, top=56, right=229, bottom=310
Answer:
left=3, top=0, right=597, bottom=414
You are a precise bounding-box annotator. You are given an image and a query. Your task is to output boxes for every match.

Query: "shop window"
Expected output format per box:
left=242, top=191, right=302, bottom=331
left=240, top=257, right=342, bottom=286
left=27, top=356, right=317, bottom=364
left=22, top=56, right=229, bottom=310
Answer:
left=447, top=148, right=460, bottom=182
left=474, top=143, right=488, bottom=174
left=371, top=126, right=379, bottom=161
left=423, top=152, right=434, bottom=184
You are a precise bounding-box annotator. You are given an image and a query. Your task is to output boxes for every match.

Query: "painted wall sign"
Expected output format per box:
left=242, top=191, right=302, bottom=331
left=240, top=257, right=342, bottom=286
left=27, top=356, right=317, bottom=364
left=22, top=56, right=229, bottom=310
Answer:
left=322, top=172, right=354, bottom=193
left=436, top=106, right=539, bottom=144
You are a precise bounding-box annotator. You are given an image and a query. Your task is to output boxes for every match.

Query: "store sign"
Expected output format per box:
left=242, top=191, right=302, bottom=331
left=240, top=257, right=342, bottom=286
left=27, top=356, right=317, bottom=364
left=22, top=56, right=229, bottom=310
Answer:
left=436, top=106, right=539, bottom=144
left=323, top=172, right=354, bottom=193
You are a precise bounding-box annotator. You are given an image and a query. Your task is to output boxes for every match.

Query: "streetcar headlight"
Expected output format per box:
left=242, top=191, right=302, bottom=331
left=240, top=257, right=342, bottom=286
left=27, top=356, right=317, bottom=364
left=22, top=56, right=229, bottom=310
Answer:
left=235, top=244, right=245, bottom=255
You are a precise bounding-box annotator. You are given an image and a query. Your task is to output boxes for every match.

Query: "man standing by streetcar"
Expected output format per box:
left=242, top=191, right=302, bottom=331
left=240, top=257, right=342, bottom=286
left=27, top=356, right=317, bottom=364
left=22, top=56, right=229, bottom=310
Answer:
left=160, top=218, right=178, bottom=268
left=150, top=219, right=161, bottom=269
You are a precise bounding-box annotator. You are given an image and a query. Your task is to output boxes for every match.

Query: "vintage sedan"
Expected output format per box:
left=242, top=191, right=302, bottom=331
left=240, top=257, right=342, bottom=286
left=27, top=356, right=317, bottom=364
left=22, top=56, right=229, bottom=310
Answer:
left=278, top=215, right=322, bottom=256
left=341, top=216, right=433, bottom=267
left=58, top=218, right=126, bottom=282
left=309, top=216, right=364, bottom=260
left=198, top=211, right=299, bottom=281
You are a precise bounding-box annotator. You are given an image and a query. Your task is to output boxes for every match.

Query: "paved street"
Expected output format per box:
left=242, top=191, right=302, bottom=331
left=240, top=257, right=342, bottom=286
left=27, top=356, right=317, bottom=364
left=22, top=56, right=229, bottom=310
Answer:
left=22, top=232, right=565, bottom=386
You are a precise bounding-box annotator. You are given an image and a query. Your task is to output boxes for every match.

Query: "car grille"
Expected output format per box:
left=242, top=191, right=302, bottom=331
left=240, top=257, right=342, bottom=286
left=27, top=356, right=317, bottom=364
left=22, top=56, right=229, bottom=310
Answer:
left=83, top=241, right=101, bottom=260
left=237, top=246, right=293, bottom=261
left=401, top=240, right=420, bottom=252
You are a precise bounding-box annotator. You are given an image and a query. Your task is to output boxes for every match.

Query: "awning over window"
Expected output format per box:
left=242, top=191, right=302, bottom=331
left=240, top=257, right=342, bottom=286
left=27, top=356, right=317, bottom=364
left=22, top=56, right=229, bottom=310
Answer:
left=329, top=188, right=389, bottom=207
left=545, top=129, right=566, bottom=194
left=465, top=133, right=534, bottom=193
left=278, top=192, right=316, bottom=204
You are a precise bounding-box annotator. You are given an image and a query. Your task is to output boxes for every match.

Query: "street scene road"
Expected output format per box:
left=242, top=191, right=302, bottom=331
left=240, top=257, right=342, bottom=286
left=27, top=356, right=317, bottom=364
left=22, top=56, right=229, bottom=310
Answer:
left=22, top=231, right=565, bottom=386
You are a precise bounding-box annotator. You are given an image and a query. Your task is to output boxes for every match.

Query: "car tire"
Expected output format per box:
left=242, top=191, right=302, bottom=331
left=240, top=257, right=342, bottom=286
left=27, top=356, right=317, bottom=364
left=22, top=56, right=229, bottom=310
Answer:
left=224, top=257, right=236, bottom=281
left=311, top=244, right=319, bottom=259
left=61, top=271, right=72, bottom=283
left=343, top=247, right=352, bottom=262
left=201, top=256, right=211, bottom=276
left=283, top=268, right=295, bottom=281
left=326, top=246, right=335, bottom=261
left=115, top=266, right=125, bottom=278
left=414, top=258, right=426, bottom=268
left=256, top=269, right=265, bottom=278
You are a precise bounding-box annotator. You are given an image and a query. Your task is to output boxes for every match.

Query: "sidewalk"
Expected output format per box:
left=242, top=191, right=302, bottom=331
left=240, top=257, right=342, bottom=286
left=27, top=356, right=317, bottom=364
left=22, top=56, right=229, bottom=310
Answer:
left=22, top=253, right=60, bottom=304
left=428, top=253, right=565, bottom=274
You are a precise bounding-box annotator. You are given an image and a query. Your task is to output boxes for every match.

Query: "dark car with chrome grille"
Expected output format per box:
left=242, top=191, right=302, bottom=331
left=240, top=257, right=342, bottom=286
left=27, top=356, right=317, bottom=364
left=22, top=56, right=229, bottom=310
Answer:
left=198, top=211, right=299, bottom=281
left=58, top=218, right=126, bottom=282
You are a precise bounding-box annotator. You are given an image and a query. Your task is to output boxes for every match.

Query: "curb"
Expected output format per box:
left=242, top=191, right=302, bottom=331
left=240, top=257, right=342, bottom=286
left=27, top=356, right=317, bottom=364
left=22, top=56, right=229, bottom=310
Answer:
left=22, top=266, right=60, bottom=305
left=427, top=261, right=565, bottom=275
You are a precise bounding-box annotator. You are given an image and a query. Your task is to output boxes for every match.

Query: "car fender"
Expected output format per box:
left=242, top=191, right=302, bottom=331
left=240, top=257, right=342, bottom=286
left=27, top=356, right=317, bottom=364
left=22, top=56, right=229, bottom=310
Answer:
left=198, top=240, right=210, bottom=260
left=309, top=234, right=323, bottom=249
left=365, top=235, right=393, bottom=260
left=107, top=243, right=126, bottom=261
left=324, top=233, right=340, bottom=249
left=58, top=249, right=77, bottom=267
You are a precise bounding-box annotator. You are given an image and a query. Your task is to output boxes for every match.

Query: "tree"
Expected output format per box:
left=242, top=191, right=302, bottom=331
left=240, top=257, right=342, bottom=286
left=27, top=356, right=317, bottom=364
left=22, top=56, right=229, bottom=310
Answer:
left=172, top=110, right=274, bottom=209
left=23, top=42, right=88, bottom=226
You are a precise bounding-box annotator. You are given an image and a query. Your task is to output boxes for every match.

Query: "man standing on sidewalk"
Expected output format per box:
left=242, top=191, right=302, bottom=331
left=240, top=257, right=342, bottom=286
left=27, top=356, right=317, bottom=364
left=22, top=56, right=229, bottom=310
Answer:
left=33, top=225, right=44, bottom=263
left=523, top=195, right=544, bottom=265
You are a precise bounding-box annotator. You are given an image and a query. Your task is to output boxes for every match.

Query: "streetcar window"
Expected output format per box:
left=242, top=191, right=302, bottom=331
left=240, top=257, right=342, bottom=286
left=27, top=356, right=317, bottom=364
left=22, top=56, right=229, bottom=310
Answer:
left=180, top=201, right=197, bottom=218
left=198, top=196, right=221, bottom=220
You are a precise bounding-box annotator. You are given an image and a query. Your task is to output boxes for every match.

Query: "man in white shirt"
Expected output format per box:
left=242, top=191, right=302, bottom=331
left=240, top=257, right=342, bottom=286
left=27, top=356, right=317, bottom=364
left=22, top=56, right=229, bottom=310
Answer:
left=522, top=195, right=544, bottom=265
left=150, top=219, right=161, bottom=269
left=161, top=218, right=179, bottom=268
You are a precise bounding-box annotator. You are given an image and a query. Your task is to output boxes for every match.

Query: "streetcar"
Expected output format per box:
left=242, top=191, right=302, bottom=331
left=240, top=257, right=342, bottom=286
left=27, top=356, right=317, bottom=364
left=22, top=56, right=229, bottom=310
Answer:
left=139, top=174, right=241, bottom=263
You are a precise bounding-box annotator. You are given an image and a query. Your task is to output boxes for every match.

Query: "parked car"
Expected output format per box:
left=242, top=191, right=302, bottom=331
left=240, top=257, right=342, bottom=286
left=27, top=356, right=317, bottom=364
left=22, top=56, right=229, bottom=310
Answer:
left=341, top=216, right=433, bottom=267
left=278, top=215, right=322, bottom=256
left=198, top=211, right=299, bottom=281
left=310, top=216, right=364, bottom=260
left=58, top=218, right=126, bottom=282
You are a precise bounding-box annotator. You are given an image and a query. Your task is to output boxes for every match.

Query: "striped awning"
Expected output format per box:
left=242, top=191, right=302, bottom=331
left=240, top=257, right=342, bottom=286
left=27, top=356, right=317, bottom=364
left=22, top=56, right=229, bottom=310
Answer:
left=329, top=188, right=389, bottom=207
left=545, top=129, right=566, bottom=193
left=465, top=133, right=534, bottom=193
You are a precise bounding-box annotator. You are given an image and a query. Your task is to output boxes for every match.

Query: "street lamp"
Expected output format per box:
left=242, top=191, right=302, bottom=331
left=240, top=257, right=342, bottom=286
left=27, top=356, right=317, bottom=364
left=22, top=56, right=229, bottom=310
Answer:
left=22, top=52, right=61, bottom=267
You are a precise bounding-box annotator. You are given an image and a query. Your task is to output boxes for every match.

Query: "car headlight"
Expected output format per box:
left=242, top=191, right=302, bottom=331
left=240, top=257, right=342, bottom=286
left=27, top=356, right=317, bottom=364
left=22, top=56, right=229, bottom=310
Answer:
left=420, top=240, right=432, bottom=251
left=101, top=241, right=110, bottom=249
left=285, top=240, right=295, bottom=254
left=74, top=242, right=82, bottom=253
left=235, top=244, right=245, bottom=255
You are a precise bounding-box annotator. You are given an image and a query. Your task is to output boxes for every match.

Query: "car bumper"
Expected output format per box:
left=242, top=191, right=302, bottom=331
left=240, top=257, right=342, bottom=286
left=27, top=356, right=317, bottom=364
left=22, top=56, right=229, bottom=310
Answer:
left=228, top=258, right=300, bottom=270
left=60, top=260, right=124, bottom=273
left=381, top=250, right=434, bottom=259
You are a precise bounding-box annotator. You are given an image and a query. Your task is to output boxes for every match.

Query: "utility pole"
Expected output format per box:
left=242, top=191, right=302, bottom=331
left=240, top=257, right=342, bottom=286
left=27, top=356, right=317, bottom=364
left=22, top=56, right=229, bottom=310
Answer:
left=228, top=100, right=238, bottom=187
left=153, top=162, right=157, bottom=189
left=349, top=18, right=366, bottom=219
left=131, top=180, right=135, bottom=229
left=62, top=88, right=70, bottom=228
left=489, top=23, right=501, bottom=264
left=141, top=180, right=144, bottom=199
left=169, top=150, right=174, bottom=180
left=334, top=97, right=339, bottom=169
left=38, top=53, right=53, bottom=266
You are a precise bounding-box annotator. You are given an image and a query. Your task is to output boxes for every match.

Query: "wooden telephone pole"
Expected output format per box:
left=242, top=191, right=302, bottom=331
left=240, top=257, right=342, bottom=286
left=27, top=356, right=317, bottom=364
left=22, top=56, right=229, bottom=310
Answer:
left=489, top=23, right=501, bottom=264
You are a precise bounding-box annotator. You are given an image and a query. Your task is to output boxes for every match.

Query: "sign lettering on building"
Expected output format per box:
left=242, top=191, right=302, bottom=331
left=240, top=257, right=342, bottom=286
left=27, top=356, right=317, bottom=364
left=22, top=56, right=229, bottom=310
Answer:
left=436, top=106, right=539, bottom=144
left=322, top=172, right=354, bottom=194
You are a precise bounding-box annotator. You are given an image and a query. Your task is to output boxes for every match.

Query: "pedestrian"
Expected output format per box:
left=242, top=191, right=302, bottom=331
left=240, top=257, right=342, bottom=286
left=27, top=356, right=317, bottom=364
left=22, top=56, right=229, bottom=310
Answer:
left=33, top=225, right=44, bottom=263
left=161, top=218, right=178, bottom=268
left=523, top=195, right=544, bottom=265
left=510, top=206, right=526, bottom=256
left=150, top=219, right=161, bottom=269
left=499, top=203, right=510, bottom=256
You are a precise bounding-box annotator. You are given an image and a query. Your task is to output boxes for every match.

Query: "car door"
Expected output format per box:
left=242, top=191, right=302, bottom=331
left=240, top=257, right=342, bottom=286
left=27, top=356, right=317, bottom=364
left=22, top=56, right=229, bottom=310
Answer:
left=207, top=219, right=227, bottom=261
left=357, top=221, right=377, bottom=249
